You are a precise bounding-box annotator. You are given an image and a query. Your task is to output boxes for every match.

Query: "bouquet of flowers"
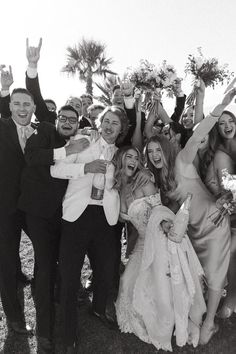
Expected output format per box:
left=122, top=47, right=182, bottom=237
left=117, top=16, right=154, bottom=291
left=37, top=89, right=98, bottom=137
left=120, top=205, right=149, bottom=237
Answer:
left=125, top=59, right=180, bottom=114
left=221, top=169, right=236, bottom=200
left=125, top=59, right=179, bottom=94
left=185, top=47, right=234, bottom=105
left=208, top=169, right=236, bottom=227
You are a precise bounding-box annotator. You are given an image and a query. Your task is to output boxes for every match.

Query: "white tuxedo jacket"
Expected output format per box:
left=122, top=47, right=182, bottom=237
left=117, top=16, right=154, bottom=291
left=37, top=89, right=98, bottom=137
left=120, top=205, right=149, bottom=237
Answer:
left=50, top=136, right=120, bottom=225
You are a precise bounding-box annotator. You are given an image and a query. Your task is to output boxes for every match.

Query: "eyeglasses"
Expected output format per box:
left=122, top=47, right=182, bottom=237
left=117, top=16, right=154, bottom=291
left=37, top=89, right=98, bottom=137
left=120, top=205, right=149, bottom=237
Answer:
left=57, top=115, right=78, bottom=124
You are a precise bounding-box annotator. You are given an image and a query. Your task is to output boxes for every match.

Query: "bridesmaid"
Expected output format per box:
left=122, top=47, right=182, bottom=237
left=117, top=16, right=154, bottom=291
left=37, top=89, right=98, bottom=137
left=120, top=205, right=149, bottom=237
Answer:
left=202, top=109, right=236, bottom=318
left=145, top=86, right=236, bottom=345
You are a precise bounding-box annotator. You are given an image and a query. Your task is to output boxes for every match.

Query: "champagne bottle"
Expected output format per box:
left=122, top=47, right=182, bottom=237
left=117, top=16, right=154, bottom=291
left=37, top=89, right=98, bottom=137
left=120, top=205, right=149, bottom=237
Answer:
left=172, top=193, right=192, bottom=242
left=91, top=154, right=106, bottom=200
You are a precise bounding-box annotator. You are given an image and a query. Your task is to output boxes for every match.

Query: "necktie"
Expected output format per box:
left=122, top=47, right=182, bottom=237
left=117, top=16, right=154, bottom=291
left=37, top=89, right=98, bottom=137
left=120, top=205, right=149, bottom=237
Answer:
left=19, top=126, right=30, bottom=152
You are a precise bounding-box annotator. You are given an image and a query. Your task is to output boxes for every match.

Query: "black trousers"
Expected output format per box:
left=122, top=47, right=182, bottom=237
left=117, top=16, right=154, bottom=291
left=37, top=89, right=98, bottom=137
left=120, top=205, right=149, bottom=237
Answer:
left=26, top=208, right=61, bottom=339
left=59, top=205, right=117, bottom=346
left=0, top=210, right=28, bottom=322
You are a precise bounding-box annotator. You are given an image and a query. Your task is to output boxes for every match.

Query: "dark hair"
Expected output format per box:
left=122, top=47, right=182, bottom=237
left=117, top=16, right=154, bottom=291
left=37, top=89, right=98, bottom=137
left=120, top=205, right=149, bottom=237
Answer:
left=145, top=135, right=177, bottom=202
left=58, top=105, right=79, bottom=119
left=200, top=110, right=236, bottom=181
left=44, top=99, right=57, bottom=109
left=97, top=105, right=129, bottom=145
left=113, top=146, right=144, bottom=191
left=11, top=88, right=34, bottom=102
left=169, top=121, right=186, bottom=148
left=80, top=93, right=93, bottom=103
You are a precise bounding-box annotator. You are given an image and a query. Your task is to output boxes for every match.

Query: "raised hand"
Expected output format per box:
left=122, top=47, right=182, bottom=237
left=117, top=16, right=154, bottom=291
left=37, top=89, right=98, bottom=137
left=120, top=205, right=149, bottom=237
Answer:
left=224, top=77, right=236, bottom=94
left=134, top=88, right=142, bottom=112
left=121, top=80, right=134, bottom=97
left=196, top=78, right=205, bottom=96
left=26, top=38, right=42, bottom=68
left=84, top=159, right=109, bottom=174
left=0, top=65, right=13, bottom=90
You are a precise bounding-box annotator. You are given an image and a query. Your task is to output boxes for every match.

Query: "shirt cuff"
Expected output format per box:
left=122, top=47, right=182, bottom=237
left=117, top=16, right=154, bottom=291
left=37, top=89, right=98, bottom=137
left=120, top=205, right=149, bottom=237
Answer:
left=27, top=66, right=38, bottom=79
left=0, top=89, right=10, bottom=97
left=124, top=96, right=135, bottom=109
left=53, top=147, right=66, bottom=160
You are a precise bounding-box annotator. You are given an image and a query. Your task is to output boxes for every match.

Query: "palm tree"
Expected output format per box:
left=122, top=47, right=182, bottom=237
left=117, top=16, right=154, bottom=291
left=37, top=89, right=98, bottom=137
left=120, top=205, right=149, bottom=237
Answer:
left=95, top=74, right=120, bottom=105
left=62, top=38, right=116, bottom=95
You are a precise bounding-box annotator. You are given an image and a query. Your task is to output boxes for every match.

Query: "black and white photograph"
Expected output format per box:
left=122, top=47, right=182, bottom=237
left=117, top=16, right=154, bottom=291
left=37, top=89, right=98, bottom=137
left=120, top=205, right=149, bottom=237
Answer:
left=0, top=0, right=236, bottom=353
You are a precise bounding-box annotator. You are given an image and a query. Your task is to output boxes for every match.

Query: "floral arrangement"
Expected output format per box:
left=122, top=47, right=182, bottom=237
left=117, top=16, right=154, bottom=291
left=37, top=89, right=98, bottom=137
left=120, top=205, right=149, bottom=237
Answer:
left=125, top=59, right=179, bottom=97
left=221, top=169, right=236, bottom=200
left=208, top=169, right=236, bottom=227
left=185, top=47, right=234, bottom=105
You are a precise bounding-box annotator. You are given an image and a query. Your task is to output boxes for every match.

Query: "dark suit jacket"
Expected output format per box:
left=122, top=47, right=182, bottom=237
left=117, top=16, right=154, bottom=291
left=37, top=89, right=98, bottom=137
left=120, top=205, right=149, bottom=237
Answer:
left=0, top=118, right=26, bottom=215
left=171, top=95, right=186, bottom=123
left=117, top=106, right=145, bottom=147
left=79, top=116, right=92, bottom=129
left=0, top=94, right=11, bottom=118
left=25, top=73, right=57, bottom=125
left=18, top=122, right=68, bottom=219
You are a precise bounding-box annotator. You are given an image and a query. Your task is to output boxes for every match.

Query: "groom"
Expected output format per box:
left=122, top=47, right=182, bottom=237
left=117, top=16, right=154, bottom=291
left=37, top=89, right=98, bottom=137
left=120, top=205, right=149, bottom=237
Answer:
left=50, top=106, right=129, bottom=353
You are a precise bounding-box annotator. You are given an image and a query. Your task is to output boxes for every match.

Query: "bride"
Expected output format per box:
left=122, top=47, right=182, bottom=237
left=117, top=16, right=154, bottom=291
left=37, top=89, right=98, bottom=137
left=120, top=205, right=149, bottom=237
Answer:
left=113, top=146, right=206, bottom=351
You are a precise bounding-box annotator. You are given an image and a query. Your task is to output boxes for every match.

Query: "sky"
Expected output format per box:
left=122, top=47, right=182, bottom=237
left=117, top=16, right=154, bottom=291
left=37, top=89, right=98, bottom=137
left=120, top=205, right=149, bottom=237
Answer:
left=1, top=0, right=236, bottom=114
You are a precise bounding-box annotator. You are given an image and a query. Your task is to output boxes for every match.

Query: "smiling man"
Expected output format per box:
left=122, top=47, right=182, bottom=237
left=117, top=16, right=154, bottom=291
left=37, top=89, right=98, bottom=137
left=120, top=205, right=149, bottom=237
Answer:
left=0, top=88, right=36, bottom=335
left=18, top=104, right=89, bottom=352
left=50, top=106, right=129, bottom=353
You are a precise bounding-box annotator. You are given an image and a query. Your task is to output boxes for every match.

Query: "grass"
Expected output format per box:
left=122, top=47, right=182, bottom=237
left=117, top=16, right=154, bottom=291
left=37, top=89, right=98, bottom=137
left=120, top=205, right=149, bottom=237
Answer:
left=0, top=232, right=236, bottom=353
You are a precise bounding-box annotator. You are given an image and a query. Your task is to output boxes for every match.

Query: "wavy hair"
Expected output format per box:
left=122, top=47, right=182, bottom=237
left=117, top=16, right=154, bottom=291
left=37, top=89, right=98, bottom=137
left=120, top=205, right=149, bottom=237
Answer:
left=199, top=110, right=236, bottom=181
left=113, top=146, right=144, bottom=192
left=96, top=105, right=129, bottom=146
left=145, top=135, right=177, bottom=202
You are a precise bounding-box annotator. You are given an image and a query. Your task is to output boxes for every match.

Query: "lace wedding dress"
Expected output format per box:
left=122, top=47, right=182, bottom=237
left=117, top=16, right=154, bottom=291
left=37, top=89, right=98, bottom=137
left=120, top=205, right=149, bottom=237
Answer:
left=116, top=193, right=206, bottom=351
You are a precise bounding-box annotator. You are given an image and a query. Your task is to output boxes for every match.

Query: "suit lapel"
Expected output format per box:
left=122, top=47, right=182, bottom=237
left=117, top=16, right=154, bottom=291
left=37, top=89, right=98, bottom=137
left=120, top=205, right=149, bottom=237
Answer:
left=7, top=119, right=24, bottom=155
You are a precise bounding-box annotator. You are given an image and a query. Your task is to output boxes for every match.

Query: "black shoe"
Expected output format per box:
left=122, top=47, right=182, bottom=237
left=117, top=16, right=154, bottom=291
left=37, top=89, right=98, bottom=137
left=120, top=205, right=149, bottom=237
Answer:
left=38, top=336, right=54, bottom=354
left=89, top=309, right=118, bottom=330
left=65, top=343, right=77, bottom=354
left=8, top=321, right=34, bottom=335
left=17, top=271, right=32, bottom=286
left=77, top=287, right=89, bottom=304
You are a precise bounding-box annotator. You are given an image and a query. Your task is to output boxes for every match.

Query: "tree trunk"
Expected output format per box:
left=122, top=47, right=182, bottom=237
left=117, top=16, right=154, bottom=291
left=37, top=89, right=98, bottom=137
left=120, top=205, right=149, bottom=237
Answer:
left=86, top=68, right=93, bottom=95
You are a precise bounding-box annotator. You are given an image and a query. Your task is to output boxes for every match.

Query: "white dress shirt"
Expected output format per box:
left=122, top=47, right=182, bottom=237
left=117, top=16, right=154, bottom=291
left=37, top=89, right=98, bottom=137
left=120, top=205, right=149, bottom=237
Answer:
left=13, top=119, right=34, bottom=152
left=50, top=135, right=119, bottom=224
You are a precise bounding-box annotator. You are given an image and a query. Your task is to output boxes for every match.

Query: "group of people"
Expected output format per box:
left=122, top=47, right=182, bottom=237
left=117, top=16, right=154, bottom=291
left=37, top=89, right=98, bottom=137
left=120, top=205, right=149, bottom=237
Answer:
left=0, top=38, right=236, bottom=354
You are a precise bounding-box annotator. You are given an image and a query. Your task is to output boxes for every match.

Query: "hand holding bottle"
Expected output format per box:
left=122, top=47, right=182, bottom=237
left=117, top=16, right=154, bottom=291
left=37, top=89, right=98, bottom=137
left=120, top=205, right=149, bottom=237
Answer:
left=166, top=193, right=192, bottom=243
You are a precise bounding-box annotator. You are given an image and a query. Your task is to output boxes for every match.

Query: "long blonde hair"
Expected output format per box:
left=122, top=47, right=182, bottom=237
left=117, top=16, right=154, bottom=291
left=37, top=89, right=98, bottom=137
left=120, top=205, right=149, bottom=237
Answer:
left=113, top=146, right=144, bottom=191
left=145, top=135, right=177, bottom=203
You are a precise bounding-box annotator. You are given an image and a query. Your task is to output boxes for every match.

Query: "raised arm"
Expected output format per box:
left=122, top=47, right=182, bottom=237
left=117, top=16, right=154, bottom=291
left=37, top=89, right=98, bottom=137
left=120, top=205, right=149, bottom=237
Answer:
left=131, top=91, right=143, bottom=151
left=26, top=38, right=56, bottom=124
left=0, top=66, right=13, bottom=118
left=180, top=87, right=236, bottom=164
left=25, top=123, right=89, bottom=167
left=171, top=79, right=186, bottom=122
left=194, top=79, right=205, bottom=125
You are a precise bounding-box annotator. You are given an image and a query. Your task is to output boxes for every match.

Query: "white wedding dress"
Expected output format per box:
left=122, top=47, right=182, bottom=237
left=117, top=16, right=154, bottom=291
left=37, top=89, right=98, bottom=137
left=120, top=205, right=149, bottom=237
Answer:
left=116, top=194, right=206, bottom=351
